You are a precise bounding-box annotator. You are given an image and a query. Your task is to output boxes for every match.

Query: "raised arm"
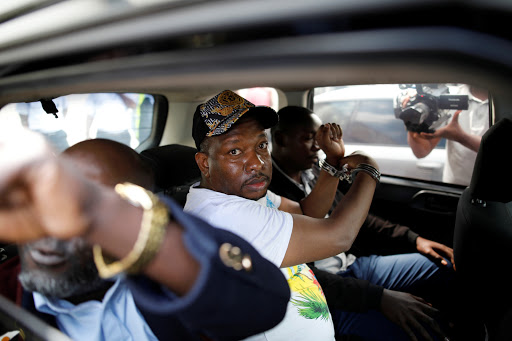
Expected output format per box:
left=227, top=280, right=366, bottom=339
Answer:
left=281, top=151, right=379, bottom=267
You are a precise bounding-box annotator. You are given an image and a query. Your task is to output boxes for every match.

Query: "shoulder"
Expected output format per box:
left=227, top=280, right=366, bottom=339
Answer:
left=186, top=187, right=280, bottom=222
left=186, top=185, right=251, bottom=211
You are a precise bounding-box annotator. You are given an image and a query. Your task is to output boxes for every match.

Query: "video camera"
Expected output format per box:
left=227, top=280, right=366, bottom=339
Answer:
left=394, top=84, right=469, bottom=133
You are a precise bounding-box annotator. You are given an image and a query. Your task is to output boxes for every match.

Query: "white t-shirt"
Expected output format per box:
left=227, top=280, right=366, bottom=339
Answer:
left=443, top=85, right=489, bottom=185
left=184, top=185, right=335, bottom=341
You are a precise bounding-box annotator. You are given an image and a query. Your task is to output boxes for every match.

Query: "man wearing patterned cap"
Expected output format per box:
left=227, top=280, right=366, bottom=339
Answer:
left=184, top=91, right=448, bottom=340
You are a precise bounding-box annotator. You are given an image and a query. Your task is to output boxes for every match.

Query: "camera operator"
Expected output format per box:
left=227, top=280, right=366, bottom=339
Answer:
left=404, top=84, right=489, bottom=186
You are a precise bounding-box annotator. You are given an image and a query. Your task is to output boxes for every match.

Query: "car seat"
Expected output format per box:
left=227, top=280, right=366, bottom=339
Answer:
left=453, top=117, right=512, bottom=340
left=140, top=144, right=200, bottom=206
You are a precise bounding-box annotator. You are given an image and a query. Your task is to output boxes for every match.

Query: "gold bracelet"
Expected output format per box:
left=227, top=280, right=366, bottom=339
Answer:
left=93, top=182, right=169, bottom=278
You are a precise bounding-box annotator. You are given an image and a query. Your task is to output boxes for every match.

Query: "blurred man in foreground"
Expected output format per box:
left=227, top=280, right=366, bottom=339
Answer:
left=0, top=132, right=289, bottom=340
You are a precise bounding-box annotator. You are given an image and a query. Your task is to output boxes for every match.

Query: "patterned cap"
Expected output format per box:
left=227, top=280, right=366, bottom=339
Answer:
left=192, top=90, right=278, bottom=149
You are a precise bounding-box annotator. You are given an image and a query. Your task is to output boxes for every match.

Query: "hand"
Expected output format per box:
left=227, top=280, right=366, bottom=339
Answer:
left=380, top=289, right=446, bottom=341
left=316, top=123, right=344, bottom=164
left=417, top=110, right=463, bottom=141
left=415, top=110, right=481, bottom=153
left=0, top=129, right=96, bottom=242
left=416, top=236, right=456, bottom=270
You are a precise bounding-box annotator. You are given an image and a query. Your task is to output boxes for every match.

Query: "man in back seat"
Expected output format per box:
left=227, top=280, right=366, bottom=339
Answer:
left=269, top=105, right=456, bottom=340
left=0, top=134, right=289, bottom=340
left=184, top=90, right=447, bottom=341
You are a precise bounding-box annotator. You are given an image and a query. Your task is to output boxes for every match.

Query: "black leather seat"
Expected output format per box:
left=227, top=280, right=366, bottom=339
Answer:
left=140, top=144, right=200, bottom=206
left=453, top=117, right=512, bottom=340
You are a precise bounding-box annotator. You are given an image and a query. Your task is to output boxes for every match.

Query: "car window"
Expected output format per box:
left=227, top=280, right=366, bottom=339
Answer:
left=315, top=85, right=414, bottom=146
left=348, top=99, right=408, bottom=145
left=236, top=87, right=280, bottom=111
left=312, top=99, right=356, bottom=135
left=0, top=93, right=155, bottom=152
left=313, top=84, right=487, bottom=185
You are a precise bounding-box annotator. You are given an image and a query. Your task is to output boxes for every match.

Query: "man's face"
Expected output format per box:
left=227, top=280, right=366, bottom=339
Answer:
left=202, top=117, right=272, bottom=200
left=280, top=114, right=322, bottom=171
left=18, top=237, right=104, bottom=298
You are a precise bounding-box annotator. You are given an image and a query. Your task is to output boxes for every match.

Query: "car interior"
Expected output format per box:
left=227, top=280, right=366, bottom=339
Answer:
left=0, top=0, right=511, bottom=340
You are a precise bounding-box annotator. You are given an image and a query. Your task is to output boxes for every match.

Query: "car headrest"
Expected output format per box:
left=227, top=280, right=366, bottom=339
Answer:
left=140, top=144, right=200, bottom=192
left=469, top=117, right=512, bottom=203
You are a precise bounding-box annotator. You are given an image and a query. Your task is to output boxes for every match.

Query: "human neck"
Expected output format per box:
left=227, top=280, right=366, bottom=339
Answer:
left=198, top=179, right=215, bottom=192
left=65, top=281, right=114, bottom=305
left=273, top=157, right=303, bottom=184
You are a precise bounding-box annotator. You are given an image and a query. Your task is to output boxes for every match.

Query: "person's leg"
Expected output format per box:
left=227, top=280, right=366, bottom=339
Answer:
left=333, top=254, right=455, bottom=340
left=332, top=309, right=411, bottom=341
left=342, top=254, right=454, bottom=309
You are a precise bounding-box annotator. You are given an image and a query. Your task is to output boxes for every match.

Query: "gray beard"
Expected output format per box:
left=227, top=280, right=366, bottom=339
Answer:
left=18, top=262, right=106, bottom=299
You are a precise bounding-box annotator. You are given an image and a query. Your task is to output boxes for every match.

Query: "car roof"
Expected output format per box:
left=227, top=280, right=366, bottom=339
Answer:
left=0, top=0, right=511, bottom=123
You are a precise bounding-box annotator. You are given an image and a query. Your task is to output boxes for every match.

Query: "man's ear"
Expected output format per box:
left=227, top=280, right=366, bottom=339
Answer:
left=195, top=152, right=209, bottom=177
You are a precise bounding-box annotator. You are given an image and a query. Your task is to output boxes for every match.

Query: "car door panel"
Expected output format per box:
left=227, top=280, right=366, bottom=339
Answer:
left=368, top=177, right=464, bottom=248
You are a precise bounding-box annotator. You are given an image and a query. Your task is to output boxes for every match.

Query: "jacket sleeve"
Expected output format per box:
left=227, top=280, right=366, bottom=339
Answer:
left=364, top=214, right=418, bottom=245
left=126, top=196, right=290, bottom=341
left=310, top=265, right=383, bottom=313
left=350, top=214, right=419, bottom=256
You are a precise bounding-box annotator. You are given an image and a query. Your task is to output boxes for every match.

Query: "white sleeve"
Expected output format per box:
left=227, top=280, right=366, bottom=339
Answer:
left=190, top=195, right=292, bottom=267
